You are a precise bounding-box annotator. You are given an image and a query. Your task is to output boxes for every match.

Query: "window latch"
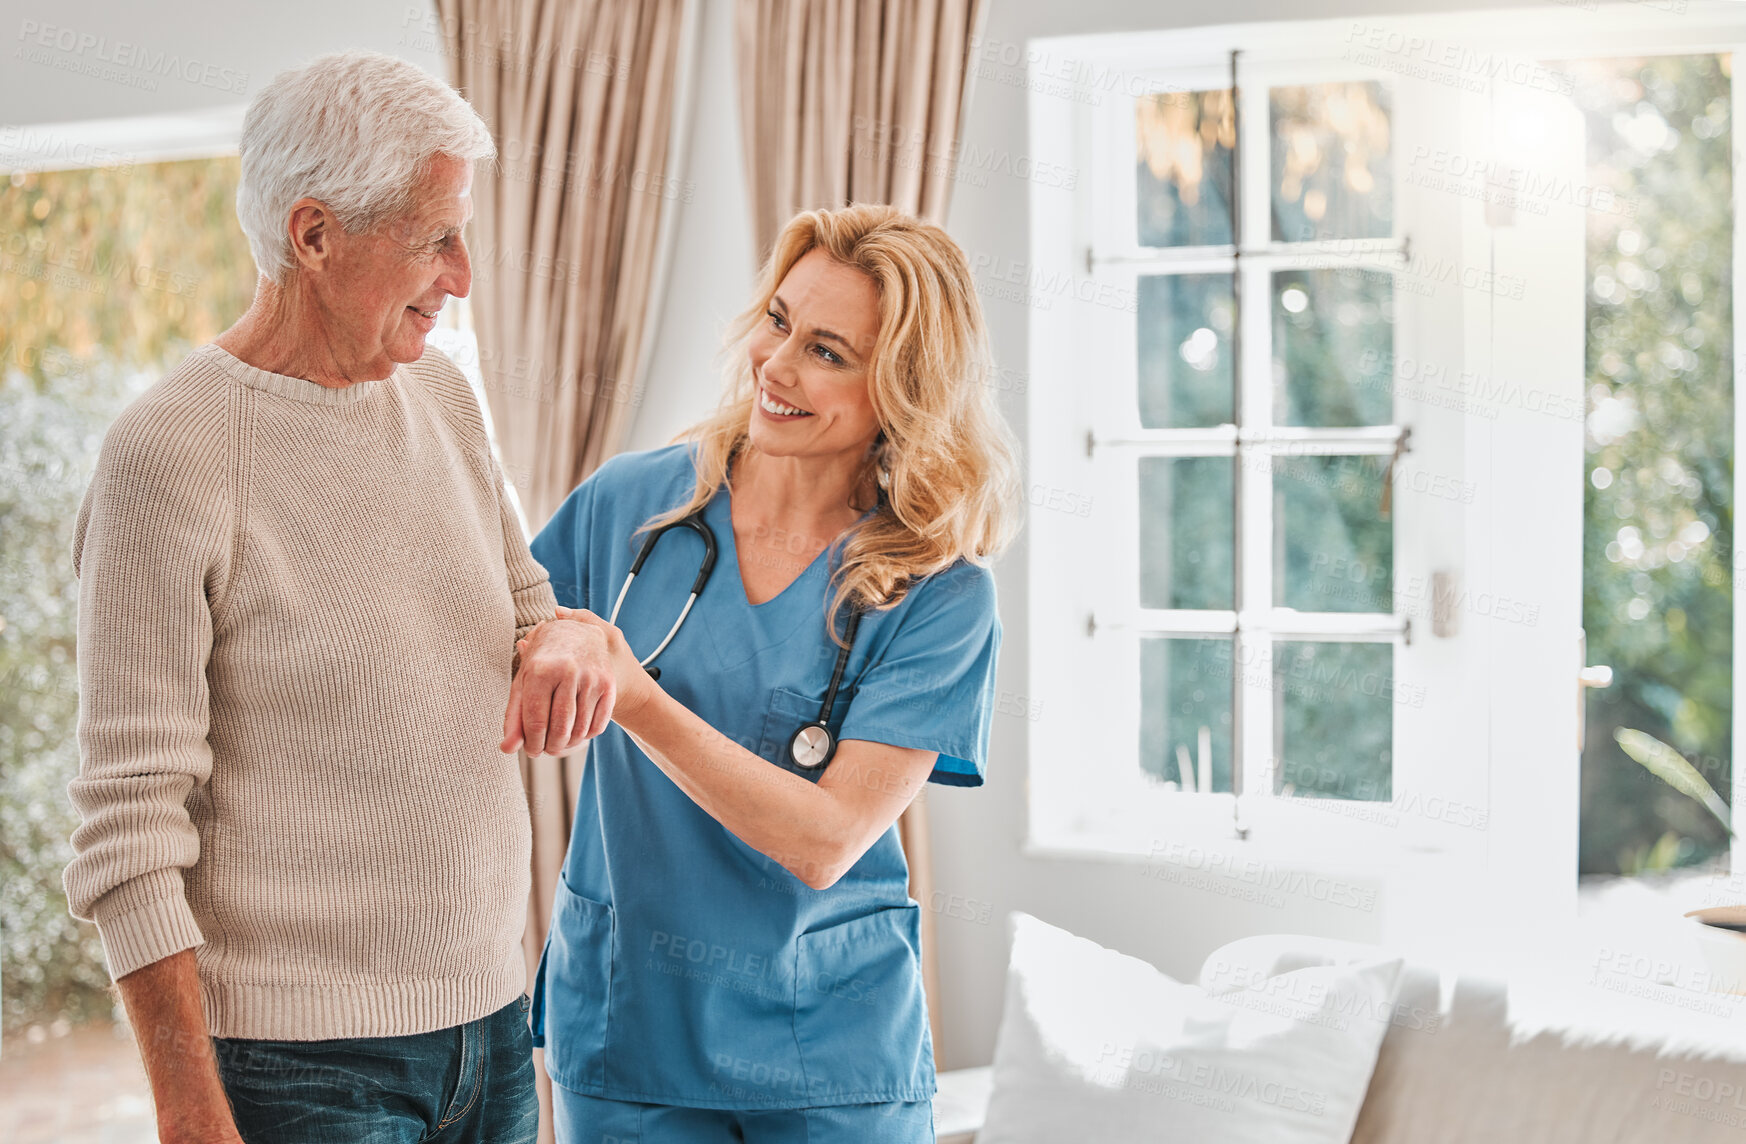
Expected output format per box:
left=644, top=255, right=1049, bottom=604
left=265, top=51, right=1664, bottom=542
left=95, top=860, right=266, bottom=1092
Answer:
left=1378, top=425, right=1413, bottom=518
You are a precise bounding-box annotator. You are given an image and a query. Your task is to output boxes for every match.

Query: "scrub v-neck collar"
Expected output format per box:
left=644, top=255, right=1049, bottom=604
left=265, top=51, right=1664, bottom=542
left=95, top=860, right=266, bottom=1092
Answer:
left=716, top=475, right=835, bottom=611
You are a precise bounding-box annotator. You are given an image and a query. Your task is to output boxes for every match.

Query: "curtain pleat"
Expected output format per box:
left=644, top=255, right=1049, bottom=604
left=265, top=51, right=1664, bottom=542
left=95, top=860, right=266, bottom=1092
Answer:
left=738, top=0, right=981, bottom=255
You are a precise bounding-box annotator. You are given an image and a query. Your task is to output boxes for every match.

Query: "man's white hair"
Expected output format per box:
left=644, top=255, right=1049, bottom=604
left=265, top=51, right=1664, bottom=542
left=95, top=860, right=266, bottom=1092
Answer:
left=236, top=50, right=495, bottom=284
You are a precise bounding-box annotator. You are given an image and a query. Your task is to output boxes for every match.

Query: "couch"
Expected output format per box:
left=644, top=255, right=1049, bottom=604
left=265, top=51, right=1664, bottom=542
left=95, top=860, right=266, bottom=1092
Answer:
left=934, top=927, right=1746, bottom=1143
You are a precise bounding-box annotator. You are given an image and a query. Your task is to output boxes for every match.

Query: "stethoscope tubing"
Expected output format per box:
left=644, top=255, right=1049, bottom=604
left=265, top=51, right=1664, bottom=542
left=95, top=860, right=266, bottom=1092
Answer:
left=610, top=508, right=858, bottom=770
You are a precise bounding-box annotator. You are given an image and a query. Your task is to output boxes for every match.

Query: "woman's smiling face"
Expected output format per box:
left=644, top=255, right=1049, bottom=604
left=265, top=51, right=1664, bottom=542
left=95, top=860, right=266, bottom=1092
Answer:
left=744, top=248, right=884, bottom=463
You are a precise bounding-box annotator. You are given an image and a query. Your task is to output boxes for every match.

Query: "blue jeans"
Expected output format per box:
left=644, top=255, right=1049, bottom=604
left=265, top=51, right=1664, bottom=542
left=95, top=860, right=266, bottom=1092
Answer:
left=215, top=995, right=539, bottom=1144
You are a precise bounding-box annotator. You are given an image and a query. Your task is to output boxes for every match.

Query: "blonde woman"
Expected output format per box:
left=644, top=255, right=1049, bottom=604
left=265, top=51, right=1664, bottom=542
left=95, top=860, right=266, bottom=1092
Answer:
left=504, top=203, right=1020, bottom=1142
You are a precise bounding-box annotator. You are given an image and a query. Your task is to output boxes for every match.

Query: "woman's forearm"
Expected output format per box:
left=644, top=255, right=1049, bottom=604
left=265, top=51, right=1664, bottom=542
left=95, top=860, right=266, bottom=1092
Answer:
left=615, top=689, right=858, bottom=887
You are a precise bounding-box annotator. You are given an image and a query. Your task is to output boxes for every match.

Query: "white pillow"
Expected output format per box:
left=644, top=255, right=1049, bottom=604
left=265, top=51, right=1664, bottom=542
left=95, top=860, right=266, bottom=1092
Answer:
left=977, top=913, right=1403, bottom=1144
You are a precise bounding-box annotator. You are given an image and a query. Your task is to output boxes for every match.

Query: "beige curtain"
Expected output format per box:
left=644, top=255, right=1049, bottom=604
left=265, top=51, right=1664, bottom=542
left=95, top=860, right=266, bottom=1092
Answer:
left=440, top=0, right=690, bottom=525
left=736, top=0, right=984, bottom=255
left=438, top=2, right=692, bottom=1137
left=735, top=0, right=986, bottom=1060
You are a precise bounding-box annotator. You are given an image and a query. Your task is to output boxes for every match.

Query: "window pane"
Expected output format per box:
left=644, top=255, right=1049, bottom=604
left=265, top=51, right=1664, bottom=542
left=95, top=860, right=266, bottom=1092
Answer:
left=1136, top=90, right=1235, bottom=247
left=1272, top=642, right=1394, bottom=800
left=1141, top=636, right=1234, bottom=791
left=1141, top=456, right=1233, bottom=609
left=1272, top=268, right=1394, bottom=427
left=1138, top=273, right=1234, bottom=428
left=1573, top=55, right=1734, bottom=877
left=1271, top=82, right=1393, bottom=243
left=1273, top=456, right=1392, bottom=612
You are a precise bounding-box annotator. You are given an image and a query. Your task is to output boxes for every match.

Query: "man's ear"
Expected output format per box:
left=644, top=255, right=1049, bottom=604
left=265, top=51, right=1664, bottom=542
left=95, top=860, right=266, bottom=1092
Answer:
left=286, top=198, right=333, bottom=274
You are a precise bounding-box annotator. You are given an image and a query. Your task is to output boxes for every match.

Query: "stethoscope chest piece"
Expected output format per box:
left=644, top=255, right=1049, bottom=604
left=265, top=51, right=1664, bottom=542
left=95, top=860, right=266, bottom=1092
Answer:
left=788, top=722, right=836, bottom=770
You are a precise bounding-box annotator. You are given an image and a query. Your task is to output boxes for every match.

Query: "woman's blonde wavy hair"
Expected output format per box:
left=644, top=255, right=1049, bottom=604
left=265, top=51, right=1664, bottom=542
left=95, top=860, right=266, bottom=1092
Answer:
left=648, top=203, right=1022, bottom=635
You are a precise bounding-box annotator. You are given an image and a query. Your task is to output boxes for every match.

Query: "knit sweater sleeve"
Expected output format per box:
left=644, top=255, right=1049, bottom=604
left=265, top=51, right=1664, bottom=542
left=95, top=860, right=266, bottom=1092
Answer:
left=63, top=387, right=231, bottom=981
left=496, top=451, right=558, bottom=642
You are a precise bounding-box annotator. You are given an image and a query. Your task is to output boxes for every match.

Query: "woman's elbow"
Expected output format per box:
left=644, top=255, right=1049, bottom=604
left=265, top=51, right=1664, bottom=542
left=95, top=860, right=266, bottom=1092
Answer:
left=781, top=836, right=859, bottom=891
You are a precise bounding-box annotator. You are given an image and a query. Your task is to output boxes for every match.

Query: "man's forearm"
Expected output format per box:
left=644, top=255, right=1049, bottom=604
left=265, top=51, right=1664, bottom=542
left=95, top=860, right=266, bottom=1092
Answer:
left=115, top=948, right=243, bottom=1144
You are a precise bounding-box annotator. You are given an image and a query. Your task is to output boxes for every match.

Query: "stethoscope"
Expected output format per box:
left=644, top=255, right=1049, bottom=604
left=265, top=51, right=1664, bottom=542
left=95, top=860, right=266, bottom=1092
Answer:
left=608, top=512, right=861, bottom=771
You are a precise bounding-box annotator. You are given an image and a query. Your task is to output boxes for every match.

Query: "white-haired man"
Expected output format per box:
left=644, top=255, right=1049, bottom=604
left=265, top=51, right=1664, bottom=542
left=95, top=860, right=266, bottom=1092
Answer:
left=64, top=50, right=613, bottom=1144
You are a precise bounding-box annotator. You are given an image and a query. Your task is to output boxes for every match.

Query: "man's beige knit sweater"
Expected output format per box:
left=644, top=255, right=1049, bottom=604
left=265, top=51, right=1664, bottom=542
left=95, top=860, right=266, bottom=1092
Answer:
left=64, top=342, right=557, bottom=1041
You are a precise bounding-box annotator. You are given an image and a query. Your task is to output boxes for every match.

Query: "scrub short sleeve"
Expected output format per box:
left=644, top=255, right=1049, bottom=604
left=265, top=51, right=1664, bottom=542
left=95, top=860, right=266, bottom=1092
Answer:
left=531, top=475, right=597, bottom=611
left=839, top=563, right=1001, bottom=787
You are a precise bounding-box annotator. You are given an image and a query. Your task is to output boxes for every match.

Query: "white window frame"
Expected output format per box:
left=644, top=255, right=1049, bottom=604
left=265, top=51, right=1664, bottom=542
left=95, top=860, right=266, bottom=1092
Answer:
left=1024, top=5, right=1746, bottom=909
left=0, top=106, right=245, bottom=172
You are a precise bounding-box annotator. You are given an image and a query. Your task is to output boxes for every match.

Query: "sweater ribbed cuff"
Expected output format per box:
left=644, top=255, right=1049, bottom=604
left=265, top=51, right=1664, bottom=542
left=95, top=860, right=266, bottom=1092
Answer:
left=92, top=872, right=205, bottom=981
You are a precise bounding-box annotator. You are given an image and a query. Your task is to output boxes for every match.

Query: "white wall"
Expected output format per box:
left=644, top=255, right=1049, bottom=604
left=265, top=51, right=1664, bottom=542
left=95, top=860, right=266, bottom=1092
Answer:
left=0, top=0, right=445, bottom=124
left=623, top=0, right=755, bottom=453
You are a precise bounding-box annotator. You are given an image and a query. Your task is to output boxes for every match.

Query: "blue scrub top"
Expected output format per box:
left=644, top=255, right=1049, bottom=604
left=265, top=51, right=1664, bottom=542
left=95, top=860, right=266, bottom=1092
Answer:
left=527, top=444, right=1000, bottom=1110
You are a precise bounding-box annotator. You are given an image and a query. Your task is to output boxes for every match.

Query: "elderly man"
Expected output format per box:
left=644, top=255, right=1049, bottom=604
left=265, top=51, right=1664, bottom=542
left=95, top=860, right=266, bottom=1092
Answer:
left=64, top=51, right=612, bottom=1144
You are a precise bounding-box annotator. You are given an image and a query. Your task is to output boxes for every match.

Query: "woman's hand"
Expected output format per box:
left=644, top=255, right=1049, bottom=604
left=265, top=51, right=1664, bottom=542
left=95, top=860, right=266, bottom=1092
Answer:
left=552, top=607, right=659, bottom=724
left=501, top=617, right=619, bottom=757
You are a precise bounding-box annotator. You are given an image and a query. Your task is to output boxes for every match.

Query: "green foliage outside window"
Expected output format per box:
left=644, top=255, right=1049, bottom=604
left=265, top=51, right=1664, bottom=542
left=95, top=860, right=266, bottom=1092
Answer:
left=0, top=157, right=256, bottom=1035
left=1574, top=55, right=1735, bottom=876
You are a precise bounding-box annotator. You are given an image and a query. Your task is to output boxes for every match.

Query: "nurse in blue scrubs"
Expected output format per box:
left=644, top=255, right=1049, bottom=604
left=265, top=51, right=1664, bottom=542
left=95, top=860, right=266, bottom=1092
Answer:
left=506, top=204, right=1020, bottom=1142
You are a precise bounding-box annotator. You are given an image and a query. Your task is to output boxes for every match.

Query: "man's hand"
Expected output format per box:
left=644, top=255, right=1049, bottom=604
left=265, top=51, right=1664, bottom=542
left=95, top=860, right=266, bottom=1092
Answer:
left=554, top=607, right=660, bottom=726
left=502, top=618, right=619, bottom=757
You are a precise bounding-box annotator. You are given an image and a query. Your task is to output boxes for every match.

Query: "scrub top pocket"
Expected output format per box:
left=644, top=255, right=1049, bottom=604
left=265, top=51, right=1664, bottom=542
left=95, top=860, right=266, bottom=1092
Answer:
left=793, top=904, right=935, bottom=1102
left=756, top=687, right=846, bottom=781
left=540, top=877, right=614, bottom=1093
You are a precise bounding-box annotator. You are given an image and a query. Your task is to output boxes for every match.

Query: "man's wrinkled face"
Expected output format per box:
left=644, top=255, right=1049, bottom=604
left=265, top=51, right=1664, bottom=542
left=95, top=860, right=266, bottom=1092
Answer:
left=308, top=153, right=474, bottom=373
